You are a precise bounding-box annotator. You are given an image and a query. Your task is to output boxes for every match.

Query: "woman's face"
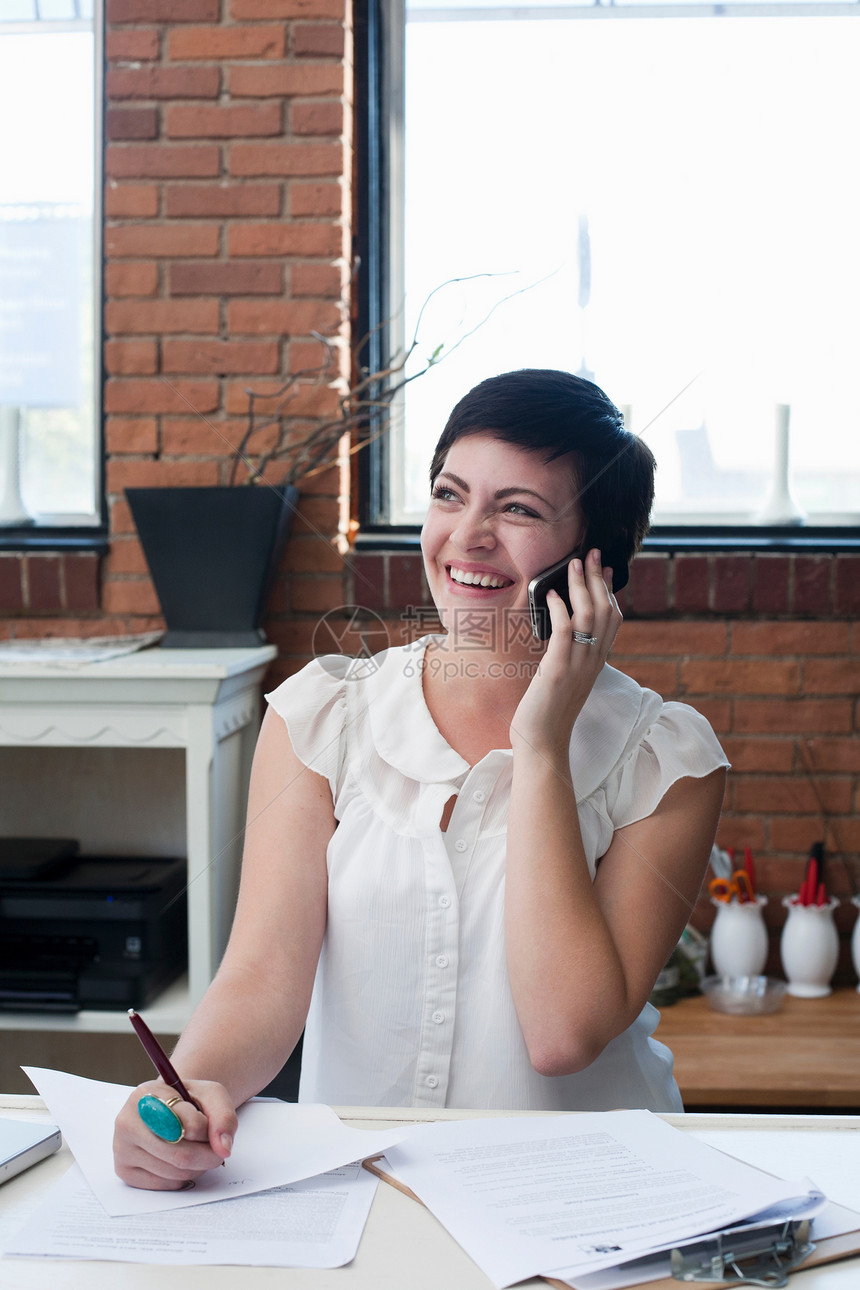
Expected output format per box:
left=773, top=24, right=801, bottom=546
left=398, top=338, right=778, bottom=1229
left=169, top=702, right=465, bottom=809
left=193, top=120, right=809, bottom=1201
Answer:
left=421, top=432, right=583, bottom=636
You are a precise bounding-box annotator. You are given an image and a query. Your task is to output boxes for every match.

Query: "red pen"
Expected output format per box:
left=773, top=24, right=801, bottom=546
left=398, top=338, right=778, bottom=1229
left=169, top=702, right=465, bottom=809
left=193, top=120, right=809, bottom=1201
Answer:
left=743, top=846, right=756, bottom=898
left=128, top=1009, right=203, bottom=1112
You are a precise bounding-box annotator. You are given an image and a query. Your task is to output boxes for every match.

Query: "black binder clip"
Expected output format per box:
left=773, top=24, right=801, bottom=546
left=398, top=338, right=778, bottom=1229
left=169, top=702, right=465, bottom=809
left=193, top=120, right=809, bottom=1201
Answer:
left=670, top=1219, right=814, bottom=1287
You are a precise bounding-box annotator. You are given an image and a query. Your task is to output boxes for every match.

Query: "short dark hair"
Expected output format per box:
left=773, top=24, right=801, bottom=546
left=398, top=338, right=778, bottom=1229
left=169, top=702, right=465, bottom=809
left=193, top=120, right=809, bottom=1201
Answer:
left=429, top=368, right=656, bottom=560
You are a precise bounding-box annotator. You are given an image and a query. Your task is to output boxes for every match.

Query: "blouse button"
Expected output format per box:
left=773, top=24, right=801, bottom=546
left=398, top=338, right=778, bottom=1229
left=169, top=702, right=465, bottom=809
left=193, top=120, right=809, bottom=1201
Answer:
left=454, top=838, right=468, bottom=853
left=438, top=895, right=451, bottom=908
left=425, top=1075, right=439, bottom=1088
left=432, top=1011, right=445, bottom=1024
left=435, top=955, right=449, bottom=968
left=472, top=789, right=486, bottom=803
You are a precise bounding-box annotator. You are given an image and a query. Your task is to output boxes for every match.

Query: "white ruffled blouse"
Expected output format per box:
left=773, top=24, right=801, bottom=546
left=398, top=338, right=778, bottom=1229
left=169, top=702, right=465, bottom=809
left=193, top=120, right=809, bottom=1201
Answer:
left=266, top=636, right=729, bottom=1113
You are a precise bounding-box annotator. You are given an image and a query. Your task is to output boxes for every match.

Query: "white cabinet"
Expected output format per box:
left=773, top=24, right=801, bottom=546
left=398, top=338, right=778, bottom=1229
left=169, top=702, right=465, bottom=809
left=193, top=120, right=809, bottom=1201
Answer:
left=0, top=646, right=276, bottom=1033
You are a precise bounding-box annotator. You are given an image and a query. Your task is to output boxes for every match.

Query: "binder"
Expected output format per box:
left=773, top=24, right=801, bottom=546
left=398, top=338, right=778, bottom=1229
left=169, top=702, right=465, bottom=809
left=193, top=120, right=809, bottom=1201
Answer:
left=364, top=1156, right=860, bottom=1288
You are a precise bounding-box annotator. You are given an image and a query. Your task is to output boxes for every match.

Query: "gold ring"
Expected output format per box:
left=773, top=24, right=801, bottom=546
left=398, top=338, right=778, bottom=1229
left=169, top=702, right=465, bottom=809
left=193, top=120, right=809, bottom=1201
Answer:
left=164, top=1096, right=182, bottom=1109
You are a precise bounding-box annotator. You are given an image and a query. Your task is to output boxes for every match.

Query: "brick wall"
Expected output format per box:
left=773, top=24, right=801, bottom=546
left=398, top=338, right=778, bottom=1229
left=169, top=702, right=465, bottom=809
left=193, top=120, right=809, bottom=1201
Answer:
left=0, top=3, right=858, bottom=969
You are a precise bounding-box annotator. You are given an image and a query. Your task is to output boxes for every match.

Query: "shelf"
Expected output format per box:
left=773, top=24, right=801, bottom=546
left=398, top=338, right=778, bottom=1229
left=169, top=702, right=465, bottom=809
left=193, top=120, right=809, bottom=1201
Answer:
left=0, top=976, right=191, bottom=1034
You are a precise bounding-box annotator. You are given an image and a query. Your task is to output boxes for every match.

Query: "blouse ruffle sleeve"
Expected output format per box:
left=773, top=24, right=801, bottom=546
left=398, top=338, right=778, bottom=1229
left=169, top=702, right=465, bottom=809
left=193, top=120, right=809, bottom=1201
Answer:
left=602, top=700, right=730, bottom=831
left=265, top=657, right=351, bottom=799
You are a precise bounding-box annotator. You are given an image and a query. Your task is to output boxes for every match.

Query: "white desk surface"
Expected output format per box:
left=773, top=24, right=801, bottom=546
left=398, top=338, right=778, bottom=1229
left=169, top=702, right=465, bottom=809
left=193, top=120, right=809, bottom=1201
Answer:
left=2, top=1095, right=859, bottom=1290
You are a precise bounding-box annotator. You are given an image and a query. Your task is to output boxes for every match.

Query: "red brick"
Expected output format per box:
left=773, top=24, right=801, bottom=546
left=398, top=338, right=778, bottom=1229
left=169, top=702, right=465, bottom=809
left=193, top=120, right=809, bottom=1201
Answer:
left=291, top=494, right=343, bottom=539
left=169, top=26, right=286, bottom=60
left=719, top=737, right=795, bottom=773
left=107, top=459, right=221, bottom=492
left=835, top=556, right=860, bottom=615
left=793, top=556, right=831, bottom=615
left=229, top=143, right=343, bottom=179
left=227, top=298, right=342, bottom=335
left=167, top=103, right=283, bottom=139
left=225, top=378, right=340, bottom=417
left=107, top=0, right=219, bottom=18
left=291, top=262, right=342, bottom=297
left=292, top=23, right=345, bottom=58
left=103, top=378, right=219, bottom=415
left=288, top=180, right=343, bottom=217
left=26, top=556, right=62, bottom=613
left=107, top=65, right=221, bottom=100
left=288, top=574, right=348, bottom=615
left=803, top=658, right=860, bottom=695
left=169, top=261, right=282, bottom=295
left=349, top=554, right=385, bottom=611
left=292, top=101, right=344, bottom=136
left=612, top=620, right=727, bottom=656
left=104, top=184, right=160, bottom=219
left=734, top=777, right=852, bottom=815
left=800, top=737, right=860, bottom=773
left=105, top=539, right=150, bottom=576
left=105, top=223, right=220, bottom=258
left=162, top=339, right=280, bottom=375
left=734, top=699, right=852, bottom=735
left=101, top=579, right=162, bottom=617
left=0, top=556, right=24, bottom=613
left=714, top=819, right=768, bottom=852
left=106, top=144, right=221, bottom=179
left=63, top=555, right=100, bottom=613
left=105, top=417, right=159, bottom=454
left=625, top=554, right=668, bottom=616
left=228, top=63, right=344, bottom=98
left=673, top=554, right=709, bottom=612
left=712, top=555, right=751, bottom=613
left=229, top=222, right=344, bottom=258
left=106, top=106, right=159, bottom=142
left=388, top=554, right=426, bottom=612
left=165, top=182, right=282, bottom=218
left=681, top=659, right=800, bottom=696
left=731, top=622, right=850, bottom=656
left=106, top=30, right=160, bottom=61
left=283, top=534, right=345, bottom=575
left=161, top=417, right=245, bottom=455
left=106, top=298, right=221, bottom=334
left=104, top=339, right=159, bottom=375
left=611, top=659, right=679, bottom=696
left=231, top=0, right=345, bottom=16
left=105, top=262, right=160, bottom=298
left=752, top=555, right=790, bottom=614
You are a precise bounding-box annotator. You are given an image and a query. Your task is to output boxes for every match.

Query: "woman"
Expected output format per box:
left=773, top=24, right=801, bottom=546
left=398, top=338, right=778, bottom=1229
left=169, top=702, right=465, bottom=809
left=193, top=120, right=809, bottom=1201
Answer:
left=114, top=369, right=728, bottom=1190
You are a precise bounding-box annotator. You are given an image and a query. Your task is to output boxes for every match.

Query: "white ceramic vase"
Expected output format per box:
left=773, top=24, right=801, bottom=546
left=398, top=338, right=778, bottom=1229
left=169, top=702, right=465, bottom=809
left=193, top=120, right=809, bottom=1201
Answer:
left=709, top=896, right=769, bottom=978
left=851, top=896, right=860, bottom=995
left=780, top=896, right=840, bottom=998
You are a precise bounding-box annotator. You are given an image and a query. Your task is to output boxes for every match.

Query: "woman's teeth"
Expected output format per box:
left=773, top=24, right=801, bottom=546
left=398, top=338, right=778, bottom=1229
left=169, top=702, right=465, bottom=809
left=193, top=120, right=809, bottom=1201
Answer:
left=448, top=566, right=510, bottom=589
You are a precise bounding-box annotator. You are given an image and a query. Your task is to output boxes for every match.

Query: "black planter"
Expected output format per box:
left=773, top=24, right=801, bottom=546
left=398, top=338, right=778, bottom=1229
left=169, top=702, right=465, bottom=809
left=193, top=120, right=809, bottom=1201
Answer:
left=126, top=485, right=299, bottom=648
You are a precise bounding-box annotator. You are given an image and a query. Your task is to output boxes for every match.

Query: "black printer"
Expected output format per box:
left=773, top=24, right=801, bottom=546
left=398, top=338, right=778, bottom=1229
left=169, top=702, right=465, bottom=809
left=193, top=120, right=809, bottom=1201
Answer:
left=0, top=839, right=187, bottom=1012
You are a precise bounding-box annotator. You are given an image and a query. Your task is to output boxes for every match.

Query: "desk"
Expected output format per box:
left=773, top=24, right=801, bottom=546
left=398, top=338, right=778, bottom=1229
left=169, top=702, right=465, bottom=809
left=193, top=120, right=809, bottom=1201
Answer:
left=1, top=1094, right=859, bottom=1289
left=0, top=646, right=275, bottom=1032
left=655, top=987, right=860, bottom=1110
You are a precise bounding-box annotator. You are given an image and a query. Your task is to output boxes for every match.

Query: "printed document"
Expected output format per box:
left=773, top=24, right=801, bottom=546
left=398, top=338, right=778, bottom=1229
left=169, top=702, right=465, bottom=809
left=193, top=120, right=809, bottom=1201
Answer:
left=4, top=1159, right=378, bottom=1267
left=383, top=1109, right=824, bottom=1289
left=23, top=1067, right=407, bottom=1216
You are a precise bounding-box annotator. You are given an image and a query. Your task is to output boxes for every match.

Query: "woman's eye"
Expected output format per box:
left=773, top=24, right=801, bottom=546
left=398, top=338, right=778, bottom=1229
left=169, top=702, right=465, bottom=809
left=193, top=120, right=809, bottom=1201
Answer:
left=504, top=502, right=538, bottom=517
left=431, top=485, right=458, bottom=502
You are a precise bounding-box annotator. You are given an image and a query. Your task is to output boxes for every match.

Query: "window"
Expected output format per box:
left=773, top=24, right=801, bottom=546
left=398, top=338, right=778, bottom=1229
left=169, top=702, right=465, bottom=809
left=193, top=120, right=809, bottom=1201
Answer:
left=0, top=1, right=102, bottom=542
left=361, top=0, right=860, bottom=544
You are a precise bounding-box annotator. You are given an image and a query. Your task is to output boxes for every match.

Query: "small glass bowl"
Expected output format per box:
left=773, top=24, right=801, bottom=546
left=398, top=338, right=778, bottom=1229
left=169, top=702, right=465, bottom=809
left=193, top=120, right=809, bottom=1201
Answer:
left=701, top=975, right=787, bottom=1015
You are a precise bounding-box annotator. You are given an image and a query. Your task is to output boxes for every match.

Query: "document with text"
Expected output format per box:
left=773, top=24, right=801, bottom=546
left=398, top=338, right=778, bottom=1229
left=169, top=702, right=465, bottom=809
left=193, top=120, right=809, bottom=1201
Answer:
left=4, top=1159, right=378, bottom=1267
left=382, top=1110, right=824, bottom=1289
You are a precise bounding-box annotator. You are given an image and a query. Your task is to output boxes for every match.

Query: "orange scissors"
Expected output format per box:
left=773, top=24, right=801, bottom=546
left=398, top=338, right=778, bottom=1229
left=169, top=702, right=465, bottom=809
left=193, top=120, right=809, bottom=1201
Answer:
left=709, top=870, right=755, bottom=904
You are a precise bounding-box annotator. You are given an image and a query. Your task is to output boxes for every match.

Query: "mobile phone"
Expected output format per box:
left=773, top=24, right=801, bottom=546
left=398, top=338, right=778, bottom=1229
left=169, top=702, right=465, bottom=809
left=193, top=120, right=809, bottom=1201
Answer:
left=527, top=544, right=629, bottom=641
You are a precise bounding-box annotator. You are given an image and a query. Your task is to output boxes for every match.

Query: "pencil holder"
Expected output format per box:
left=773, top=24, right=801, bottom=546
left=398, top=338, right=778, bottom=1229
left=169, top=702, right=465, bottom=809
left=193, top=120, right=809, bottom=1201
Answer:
left=851, top=896, right=860, bottom=994
left=780, top=896, right=840, bottom=998
left=709, top=896, right=769, bottom=978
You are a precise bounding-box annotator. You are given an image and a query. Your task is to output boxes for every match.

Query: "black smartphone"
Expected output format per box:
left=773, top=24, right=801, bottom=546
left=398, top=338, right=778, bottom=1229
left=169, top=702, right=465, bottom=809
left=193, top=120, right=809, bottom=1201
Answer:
left=527, top=545, right=629, bottom=641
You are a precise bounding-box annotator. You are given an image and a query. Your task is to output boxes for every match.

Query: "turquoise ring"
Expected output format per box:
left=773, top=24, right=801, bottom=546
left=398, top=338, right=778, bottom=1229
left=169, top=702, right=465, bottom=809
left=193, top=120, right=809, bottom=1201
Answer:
left=138, top=1094, right=185, bottom=1142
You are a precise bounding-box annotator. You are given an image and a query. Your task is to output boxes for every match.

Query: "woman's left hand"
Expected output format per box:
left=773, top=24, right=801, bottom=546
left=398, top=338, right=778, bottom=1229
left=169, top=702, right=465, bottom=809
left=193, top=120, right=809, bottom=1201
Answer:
left=511, top=548, right=622, bottom=761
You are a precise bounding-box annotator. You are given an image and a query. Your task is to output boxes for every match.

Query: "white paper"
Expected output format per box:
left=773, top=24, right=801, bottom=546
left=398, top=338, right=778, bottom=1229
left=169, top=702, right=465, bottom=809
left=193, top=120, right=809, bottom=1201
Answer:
left=382, top=1110, right=822, bottom=1289
left=23, top=1067, right=407, bottom=1217
left=4, top=1160, right=378, bottom=1267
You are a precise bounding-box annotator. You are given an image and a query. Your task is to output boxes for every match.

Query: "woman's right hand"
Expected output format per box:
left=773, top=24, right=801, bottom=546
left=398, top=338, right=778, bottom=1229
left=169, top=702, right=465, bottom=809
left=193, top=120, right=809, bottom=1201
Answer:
left=113, top=1078, right=238, bottom=1190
